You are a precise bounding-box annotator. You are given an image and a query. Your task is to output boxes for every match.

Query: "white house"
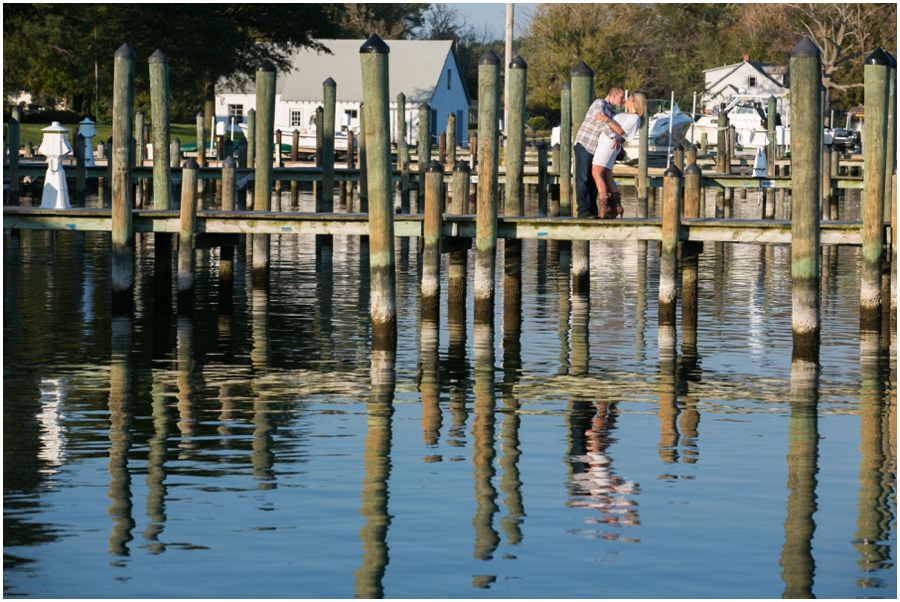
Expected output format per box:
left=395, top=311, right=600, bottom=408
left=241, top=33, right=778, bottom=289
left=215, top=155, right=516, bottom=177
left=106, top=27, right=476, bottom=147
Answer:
left=215, top=39, right=470, bottom=146
left=701, top=57, right=790, bottom=123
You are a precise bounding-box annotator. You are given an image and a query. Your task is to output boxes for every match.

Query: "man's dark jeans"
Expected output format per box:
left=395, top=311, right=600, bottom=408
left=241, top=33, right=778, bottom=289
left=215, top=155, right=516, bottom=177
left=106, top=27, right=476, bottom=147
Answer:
left=574, top=142, right=597, bottom=218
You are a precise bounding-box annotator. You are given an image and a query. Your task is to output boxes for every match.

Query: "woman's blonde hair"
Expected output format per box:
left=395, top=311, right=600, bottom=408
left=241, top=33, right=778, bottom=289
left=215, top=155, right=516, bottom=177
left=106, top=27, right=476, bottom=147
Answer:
left=631, top=92, right=647, bottom=121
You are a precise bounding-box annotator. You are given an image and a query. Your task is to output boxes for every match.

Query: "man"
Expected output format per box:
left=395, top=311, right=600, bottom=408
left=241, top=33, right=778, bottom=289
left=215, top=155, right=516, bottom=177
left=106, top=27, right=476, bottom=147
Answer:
left=573, top=86, right=626, bottom=218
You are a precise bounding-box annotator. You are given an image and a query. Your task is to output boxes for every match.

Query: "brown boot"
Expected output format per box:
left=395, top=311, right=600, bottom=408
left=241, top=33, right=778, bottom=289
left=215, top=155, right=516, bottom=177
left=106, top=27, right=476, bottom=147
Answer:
left=596, top=192, right=612, bottom=219
left=610, top=192, right=624, bottom=218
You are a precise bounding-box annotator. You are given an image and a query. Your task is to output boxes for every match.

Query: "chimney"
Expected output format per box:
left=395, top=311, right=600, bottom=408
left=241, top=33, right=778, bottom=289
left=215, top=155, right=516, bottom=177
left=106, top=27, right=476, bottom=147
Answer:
left=742, top=54, right=750, bottom=62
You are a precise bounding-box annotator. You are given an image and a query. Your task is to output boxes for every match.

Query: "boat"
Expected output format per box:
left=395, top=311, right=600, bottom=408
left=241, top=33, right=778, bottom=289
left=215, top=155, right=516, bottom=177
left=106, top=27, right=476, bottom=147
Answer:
left=622, top=98, right=693, bottom=159
left=687, top=94, right=789, bottom=150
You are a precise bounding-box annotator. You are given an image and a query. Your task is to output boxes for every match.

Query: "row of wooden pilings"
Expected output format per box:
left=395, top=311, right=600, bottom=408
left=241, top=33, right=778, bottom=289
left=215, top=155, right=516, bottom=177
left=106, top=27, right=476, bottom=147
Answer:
left=72, top=37, right=896, bottom=358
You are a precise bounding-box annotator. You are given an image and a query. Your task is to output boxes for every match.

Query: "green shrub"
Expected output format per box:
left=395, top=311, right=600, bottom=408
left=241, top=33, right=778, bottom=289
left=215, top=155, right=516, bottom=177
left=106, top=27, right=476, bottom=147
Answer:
left=527, top=116, right=549, bottom=131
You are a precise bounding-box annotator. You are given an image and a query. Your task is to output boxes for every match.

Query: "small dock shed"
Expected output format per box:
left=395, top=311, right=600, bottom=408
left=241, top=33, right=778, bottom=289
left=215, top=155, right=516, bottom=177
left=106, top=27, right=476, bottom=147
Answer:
left=701, top=56, right=790, bottom=119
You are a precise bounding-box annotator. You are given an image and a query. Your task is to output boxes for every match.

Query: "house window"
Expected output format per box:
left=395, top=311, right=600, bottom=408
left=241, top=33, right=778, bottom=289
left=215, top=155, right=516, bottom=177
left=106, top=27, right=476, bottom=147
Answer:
left=290, top=110, right=303, bottom=127
left=228, top=104, right=243, bottom=121
left=431, top=109, right=438, bottom=136
left=448, top=69, right=452, bottom=90
left=456, top=110, right=464, bottom=140
left=748, top=76, right=757, bottom=88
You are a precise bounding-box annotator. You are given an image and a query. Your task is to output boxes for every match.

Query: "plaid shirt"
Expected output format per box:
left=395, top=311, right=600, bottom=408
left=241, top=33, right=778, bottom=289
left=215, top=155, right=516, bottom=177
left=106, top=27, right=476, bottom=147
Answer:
left=574, top=98, right=619, bottom=154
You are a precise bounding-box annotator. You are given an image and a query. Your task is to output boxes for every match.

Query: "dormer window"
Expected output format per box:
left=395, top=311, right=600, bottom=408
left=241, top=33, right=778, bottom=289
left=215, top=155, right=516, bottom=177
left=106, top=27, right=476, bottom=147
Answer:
left=448, top=69, right=452, bottom=90
left=749, top=76, right=757, bottom=88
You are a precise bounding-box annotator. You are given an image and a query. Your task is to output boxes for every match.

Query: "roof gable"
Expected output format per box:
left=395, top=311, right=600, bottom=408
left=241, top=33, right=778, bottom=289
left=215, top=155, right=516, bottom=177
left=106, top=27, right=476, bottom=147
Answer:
left=221, top=39, right=467, bottom=105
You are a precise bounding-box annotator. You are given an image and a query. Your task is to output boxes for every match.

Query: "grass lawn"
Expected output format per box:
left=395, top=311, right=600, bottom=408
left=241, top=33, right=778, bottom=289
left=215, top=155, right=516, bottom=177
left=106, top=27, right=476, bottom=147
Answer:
left=12, top=122, right=221, bottom=149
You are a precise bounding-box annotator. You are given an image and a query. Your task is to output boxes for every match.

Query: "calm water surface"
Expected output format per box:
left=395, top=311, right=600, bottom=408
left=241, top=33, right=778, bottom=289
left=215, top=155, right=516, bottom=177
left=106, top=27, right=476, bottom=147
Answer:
left=3, top=188, right=896, bottom=598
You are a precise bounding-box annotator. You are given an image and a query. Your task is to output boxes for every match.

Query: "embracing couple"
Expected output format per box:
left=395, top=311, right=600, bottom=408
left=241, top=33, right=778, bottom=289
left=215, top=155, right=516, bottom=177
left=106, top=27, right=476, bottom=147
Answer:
left=573, top=86, right=647, bottom=219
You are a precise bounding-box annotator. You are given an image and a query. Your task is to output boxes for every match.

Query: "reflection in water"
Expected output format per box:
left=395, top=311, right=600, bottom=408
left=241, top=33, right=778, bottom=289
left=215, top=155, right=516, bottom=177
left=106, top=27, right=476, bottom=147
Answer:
left=143, top=368, right=169, bottom=554
left=176, top=316, right=197, bottom=455
left=354, top=347, right=395, bottom=599
left=548, top=241, right=571, bottom=375
left=780, top=358, right=820, bottom=598
left=854, top=328, right=894, bottom=590
left=419, top=315, right=442, bottom=455
left=472, top=318, right=500, bottom=563
left=446, top=291, right=469, bottom=446
left=569, top=400, right=640, bottom=542
left=658, top=323, right=679, bottom=466
left=36, top=378, right=68, bottom=473
left=500, top=266, right=525, bottom=545
left=108, top=314, right=135, bottom=558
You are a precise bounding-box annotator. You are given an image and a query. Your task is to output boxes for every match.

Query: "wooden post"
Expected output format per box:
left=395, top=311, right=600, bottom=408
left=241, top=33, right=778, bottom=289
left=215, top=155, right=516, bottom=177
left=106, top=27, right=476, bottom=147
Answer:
left=396, top=92, right=406, bottom=146
left=559, top=82, right=572, bottom=217
left=685, top=143, right=697, bottom=169
left=683, top=161, right=701, bottom=218
left=438, top=132, right=447, bottom=165
left=550, top=143, right=560, bottom=216
left=220, top=155, right=236, bottom=292
left=171, top=137, right=181, bottom=166
left=475, top=50, right=501, bottom=316
left=195, top=111, right=206, bottom=168
left=700, top=132, right=708, bottom=155
left=822, top=145, right=834, bottom=219
left=291, top=128, right=299, bottom=163
left=135, top=109, right=145, bottom=167
left=537, top=142, right=548, bottom=217
left=659, top=166, right=682, bottom=324
left=790, top=38, right=823, bottom=353
left=7, top=117, right=19, bottom=203
left=398, top=141, right=410, bottom=213
left=417, top=102, right=431, bottom=213
left=469, top=132, right=478, bottom=170
left=149, top=49, right=171, bottom=210
left=24, top=139, right=32, bottom=158
left=111, top=44, right=135, bottom=293
left=422, top=161, right=444, bottom=314
left=177, top=158, right=198, bottom=292
left=884, top=54, right=896, bottom=222
left=682, top=162, right=702, bottom=359
left=674, top=145, right=684, bottom=171
left=891, top=169, right=897, bottom=314
left=449, top=160, right=470, bottom=308
left=322, top=77, right=336, bottom=212
left=236, top=138, right=247, bottom=211
left=75, top=133, right=86, bottom=205
left=359, top=102, right=368, bottom=213
left=716, top=110, right=727, bottom=174
left=506, top=56, right=526, bottom=218
left=767, top=94, right=777, bottom=177
left=446, top=112, right=456, bottom=167
left=570, top=61, right=593, bottom=292
left=341, top=130, right=355, bottom=208
left=861, top=48, right=890, bottom=321
left=360, top=34, right=396, bottom=340
left=253, top=60, right=276, bottom=279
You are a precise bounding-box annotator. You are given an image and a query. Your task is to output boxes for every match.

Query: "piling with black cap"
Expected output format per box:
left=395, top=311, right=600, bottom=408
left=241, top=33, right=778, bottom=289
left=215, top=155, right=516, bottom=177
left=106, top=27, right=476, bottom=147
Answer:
left=570, top=61, right=593, bottom=292
left=417, top=103, right=431, bottom=213
left=111, top=43, right=136, bottom=293
left=506, top=56, right=527, bottom=217
left=253, top=60, right=276, bottom=280
left=422, top=161, right=444, bottom=315
left=474, top=50, right=501, bottom=315
left=322, top=78, right=336, bottom=212
left=149, top=50, right=171, bottom=210
left=559, top=82, right=572, bottom=216
left=360, top=34, right=396, bottom=341
left=659, top=165, right=683, bottom=323
left=790, top=38, right=822, bottom=353
left=861, top=48, right=890, bottom=322
left=449, top=160, right=471, bottom=308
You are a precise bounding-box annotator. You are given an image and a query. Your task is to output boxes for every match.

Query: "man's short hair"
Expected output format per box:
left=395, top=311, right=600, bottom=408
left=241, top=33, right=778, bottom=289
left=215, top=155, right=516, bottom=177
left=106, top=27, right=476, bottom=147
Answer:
left=608, top=86, right=625, bottom=95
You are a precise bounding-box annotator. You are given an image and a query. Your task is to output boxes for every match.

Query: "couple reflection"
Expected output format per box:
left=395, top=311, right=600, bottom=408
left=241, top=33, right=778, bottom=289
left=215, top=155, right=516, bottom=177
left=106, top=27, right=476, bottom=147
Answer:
left=569, top=400, right=640, bottom=543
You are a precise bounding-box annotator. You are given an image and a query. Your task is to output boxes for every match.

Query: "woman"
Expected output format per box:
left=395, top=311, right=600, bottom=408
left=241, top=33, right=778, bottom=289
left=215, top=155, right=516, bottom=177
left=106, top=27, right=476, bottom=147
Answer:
left=591, top=93, right=646, bottom=219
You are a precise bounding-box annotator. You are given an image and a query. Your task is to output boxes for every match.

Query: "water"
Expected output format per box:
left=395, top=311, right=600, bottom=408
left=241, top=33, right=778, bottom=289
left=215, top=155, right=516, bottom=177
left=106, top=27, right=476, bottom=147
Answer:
left=3, top=187, right=896, bottom=598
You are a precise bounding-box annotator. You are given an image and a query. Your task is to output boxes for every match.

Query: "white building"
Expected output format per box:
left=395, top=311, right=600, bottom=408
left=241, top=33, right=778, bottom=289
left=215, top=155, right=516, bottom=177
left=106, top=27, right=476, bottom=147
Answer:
left=701, top=57, right=790, bottom=122
left=215, top=39, right=470, bottom=146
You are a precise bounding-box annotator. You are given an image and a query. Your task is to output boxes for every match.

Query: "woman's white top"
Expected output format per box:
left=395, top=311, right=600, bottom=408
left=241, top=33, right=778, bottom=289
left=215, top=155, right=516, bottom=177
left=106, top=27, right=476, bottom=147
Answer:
left=591, top=113, right=642, bottom=169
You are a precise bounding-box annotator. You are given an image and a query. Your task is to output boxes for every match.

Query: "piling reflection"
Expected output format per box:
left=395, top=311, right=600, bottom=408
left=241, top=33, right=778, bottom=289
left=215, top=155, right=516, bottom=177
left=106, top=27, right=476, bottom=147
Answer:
left=143, top=368, right=170, bottom=554
left=108, top=312, right=135, bottom=558
left=634, top=241, right=648, bottom=361
left=657, top=323, right=680, bottom=466
left=354, top=346, right=395, bottom=599
left=500, top=271, right=524, bottom=545
left=418, top=313, right=442, bottom=456
left=854, top=327, right=894, bottom=589
left=570, top=292, right=590, bottom=377
left=779, top=357, right=819, bottom=598
left=446, top=284, right=469, bottom=446
left=548, top=241, right=572, bottom=375
left=175, top=315, right=197, bottom=456
left=249, top=282, right=276, bottom=488
left=472, top=317, right=500, bottom=562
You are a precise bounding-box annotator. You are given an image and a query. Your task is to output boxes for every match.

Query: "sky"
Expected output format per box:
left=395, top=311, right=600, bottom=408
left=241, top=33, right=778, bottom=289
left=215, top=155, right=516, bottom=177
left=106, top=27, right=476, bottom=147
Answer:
left=447, top=2, right=540, bottom=40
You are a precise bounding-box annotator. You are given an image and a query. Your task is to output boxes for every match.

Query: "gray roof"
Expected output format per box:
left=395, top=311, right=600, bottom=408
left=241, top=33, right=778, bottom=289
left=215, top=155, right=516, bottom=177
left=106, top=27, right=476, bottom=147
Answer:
left=221, top=39, right=463, bottom=104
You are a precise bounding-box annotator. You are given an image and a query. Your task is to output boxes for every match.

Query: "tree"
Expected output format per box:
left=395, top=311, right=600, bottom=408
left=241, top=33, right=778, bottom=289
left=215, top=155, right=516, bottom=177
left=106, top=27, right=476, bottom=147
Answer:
left=339, top=3, right=429, bottom=39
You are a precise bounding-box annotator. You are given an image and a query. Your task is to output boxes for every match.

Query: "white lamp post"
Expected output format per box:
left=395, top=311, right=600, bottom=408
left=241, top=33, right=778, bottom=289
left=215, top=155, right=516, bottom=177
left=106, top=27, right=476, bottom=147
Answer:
left=38, top=121, right=72, bottom=209
left=78, top=117, right=97, bottom=167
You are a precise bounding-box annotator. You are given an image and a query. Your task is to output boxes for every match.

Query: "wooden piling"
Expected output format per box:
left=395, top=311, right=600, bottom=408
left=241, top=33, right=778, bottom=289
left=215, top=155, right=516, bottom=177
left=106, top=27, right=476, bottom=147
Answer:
left=417, top=103, right=431, bottom=212
left=891, top=169, right=897, bottom=314
left=398, top=141, right=410, bottom=213
left=861, top=48, right=890, bottom=321
left=7, top=117, right=19, bottom=203
left=149, top=49, right=171, bottom=210
left=177, top=158, right=198, bottom=292
left=716, top=111, right=727, bottom=173
left=537, top=142, right=548, bottom=217
left=790, top=38, right=823, bottom=353
left=559, top=82, right=572, bottom=217
left=322, top=78, right=336, bottom=212
left=195, top=111, right=206, bottom=168
left=884, top=54, right=896, bottom=222
left=505, top=56, right=526, bottom=218
left=683, top=161, right=701, bottom=218
left=438, top=132, right=446, bottom=165
left=220, top=155, right=236, bottom=291
left=24, top=139, right=32, bottom=158
left=236, top=138, right=247, bottom=211
left=446, top=112, right=456, bottom=167
left=75, top=133, right=86, bottom=205
left=171, top=137, right=181, bottom=166
left=822, top=145, right=834, bottom=220
left=360, top=34, right=396, bottom=339
left=111, top=44, right=136, bottom=293
left=449, top=160, right=471, bottom=308
left=659, top=166, right=682, bottom=323
left=422, top=161, right=444, bottom=314
left=682, top=162, right=702, bottom=359
left=397, top=92, right=406, bottom=145
left=570, top=61, right=593, bottom=292
left=359, top=103, right=368, bottom=213
left=253, top=60, right=276, bottom=280
left=475, top=50, right=501, bottom=316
